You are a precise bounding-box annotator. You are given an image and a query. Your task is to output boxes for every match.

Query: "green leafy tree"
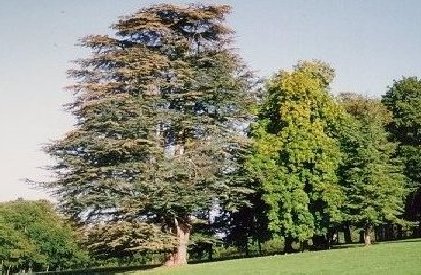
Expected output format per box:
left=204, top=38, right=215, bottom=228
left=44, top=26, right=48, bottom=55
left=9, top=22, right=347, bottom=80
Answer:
left=338, top=94, right=407, bottom=245
left=44, top=4, right=252, bottom=266
left=0, top=217, right=38, bottom=274
left=382, top=77, right=421, bottom=231
left=247, top=60, right=344, bottom=251
left=0, top=200, right=88, bottom=273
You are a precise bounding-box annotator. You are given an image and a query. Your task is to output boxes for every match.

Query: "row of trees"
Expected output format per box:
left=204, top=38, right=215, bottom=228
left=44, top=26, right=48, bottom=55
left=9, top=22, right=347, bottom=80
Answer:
left=246, top=64, right=411, bottom=252
left=9, top=3, right=418, bottom=270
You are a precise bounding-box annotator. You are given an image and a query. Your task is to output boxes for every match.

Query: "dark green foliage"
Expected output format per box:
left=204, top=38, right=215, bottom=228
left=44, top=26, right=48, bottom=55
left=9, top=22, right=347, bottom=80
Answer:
left=44, top=4, right=253, bottom=262
left=187, top=211, right=220, bottom=261
left=382, top=77, right=421, bottom=226
left=338, top=94, right=407, bottom=240
left=382, top=77, right=421, bottom=145
left=216, top=191, right=270, bottom=256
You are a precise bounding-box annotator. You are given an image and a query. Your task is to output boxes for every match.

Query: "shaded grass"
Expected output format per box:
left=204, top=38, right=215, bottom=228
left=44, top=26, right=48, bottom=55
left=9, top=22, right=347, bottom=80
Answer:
left=129, top=239, right=421, bottom=275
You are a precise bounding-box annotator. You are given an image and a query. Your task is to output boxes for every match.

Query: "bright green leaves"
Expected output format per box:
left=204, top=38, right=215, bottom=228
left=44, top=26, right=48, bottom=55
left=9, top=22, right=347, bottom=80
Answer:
left=248, top=60, right=344, bottom=241
left=0, top=200, right=88, bottom=271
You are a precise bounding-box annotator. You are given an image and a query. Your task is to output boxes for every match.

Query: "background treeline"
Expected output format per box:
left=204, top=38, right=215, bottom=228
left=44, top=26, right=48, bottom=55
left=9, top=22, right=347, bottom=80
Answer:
left=0, top=200, right=88, bottom=274
left=1, top=3, right=421, bottom=273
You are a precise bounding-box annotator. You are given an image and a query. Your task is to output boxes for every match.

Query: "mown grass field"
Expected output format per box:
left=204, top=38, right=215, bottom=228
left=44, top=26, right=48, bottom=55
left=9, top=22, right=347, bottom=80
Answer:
left=129, top=239, right=421, bottom=275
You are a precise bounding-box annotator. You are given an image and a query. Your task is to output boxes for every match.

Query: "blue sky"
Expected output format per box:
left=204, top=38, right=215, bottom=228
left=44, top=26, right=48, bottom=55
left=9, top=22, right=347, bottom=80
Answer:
left=1, top=0, right=420, bottom=201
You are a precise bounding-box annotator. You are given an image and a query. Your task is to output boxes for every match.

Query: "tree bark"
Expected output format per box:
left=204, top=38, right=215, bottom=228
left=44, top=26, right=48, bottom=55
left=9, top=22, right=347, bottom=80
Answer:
left=344, top=223, right=352, bottom=244
left=244, top=238, right=249, bottom=257
left=283, top=237, right=294, bottom=253
left=257, top=238, right=262, bottom=256
left=417, top=221, right=421, bottom=238
left=299, top=240, right=307, bottom=253
left=164, top=218, right=191, bottom=266
left=312, top=235, right=329, bottom=250
left=207, top=243, right=213, bottom=261
left=364, top=224, right=373, bottom=246
left=397, top=224, right=403, bottom=239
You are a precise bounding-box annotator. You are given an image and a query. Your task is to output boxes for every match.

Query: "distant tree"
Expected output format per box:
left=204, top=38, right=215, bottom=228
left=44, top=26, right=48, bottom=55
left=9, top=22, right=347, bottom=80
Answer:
left=382, top=77, right=421, bottom=233
left=43, top=4, right=253, bottom=266
left=0, top=200, right=88, bottom=273
left=0, top=216, right=38, bottom=274
left=337, top=93, right=391, bottom=124
left=338, top=94, right=407, bottom=245
left=247, top=60, right=345, bottom=251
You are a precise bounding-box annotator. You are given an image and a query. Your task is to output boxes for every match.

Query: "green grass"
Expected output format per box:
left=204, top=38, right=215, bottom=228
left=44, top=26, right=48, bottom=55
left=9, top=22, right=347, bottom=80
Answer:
left=129, top=239, right=421, bottom=275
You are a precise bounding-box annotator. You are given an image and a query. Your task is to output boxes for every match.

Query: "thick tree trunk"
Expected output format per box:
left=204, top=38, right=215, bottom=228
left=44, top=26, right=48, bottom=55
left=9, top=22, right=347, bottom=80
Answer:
left=364, top=224, right=373, bottom=246
left=164, top=219, right=191, bottom=267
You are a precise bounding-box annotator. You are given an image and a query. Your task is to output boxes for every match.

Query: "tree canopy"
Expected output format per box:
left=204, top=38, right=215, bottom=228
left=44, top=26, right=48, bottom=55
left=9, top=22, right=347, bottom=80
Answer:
left=382, top=77, right=421, bottom=225
left=16, top=3, right=420, bottom=269
left=338, top=94, right=407, bottom=245
left=44, top=3, right=253, bottom=266
left=247, top=60, right=345, bottom=248
left=0, top=200, right=88, bottom=273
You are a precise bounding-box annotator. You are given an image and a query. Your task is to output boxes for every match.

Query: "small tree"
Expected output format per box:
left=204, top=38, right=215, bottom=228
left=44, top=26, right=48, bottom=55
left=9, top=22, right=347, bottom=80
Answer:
left=44, top=4, right=253, bottom=266
left=247, top=60, right=344, bottom=250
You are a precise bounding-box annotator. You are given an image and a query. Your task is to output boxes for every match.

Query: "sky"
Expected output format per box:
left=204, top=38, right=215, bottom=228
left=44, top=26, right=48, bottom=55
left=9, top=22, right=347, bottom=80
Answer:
left=0, top=0, right=420, bottom=201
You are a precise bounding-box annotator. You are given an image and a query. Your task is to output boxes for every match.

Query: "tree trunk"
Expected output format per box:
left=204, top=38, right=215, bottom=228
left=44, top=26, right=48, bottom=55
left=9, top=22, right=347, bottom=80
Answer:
left=207, top=244, right=213, bottom=261
left=283, top=237, right=294, bottom=254
left=364, top=224, right=373, bottom=246
left=257, top=238, right=262, bottom=256
left=244, top=238, right=249, bottom=257
left=386, top=224, right=393, bottom=240
left=299, top=240, right=306, bottom=253
left=312, top=235, right=328, bottom=250
left=164, top=218, right=191, bottom=267
left=344, top=223, right=352, bottom=244
left=376, top=224, right=384, bottom=241
left=397, top=224, right=403, bottom=239
left=417, top=221, right=421, bottom=238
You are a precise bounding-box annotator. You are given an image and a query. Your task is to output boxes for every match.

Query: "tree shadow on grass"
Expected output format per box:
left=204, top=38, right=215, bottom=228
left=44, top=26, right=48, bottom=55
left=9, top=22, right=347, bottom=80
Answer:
left=378, top=238, right=421, bottom=245
left=330, top=237, right=421, bottom=250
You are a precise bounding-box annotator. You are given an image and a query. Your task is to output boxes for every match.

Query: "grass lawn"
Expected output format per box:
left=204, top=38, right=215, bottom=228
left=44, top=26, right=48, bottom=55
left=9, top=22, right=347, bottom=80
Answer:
left=128, top=239, right=421, bottom=275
